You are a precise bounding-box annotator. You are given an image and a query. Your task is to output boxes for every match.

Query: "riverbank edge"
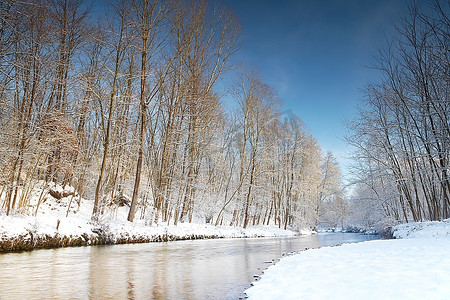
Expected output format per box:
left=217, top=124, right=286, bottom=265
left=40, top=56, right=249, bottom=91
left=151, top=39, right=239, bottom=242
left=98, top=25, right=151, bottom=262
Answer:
left=0, top=231, right=207, bottom=252
left=0, top=224, right=303, bottom=253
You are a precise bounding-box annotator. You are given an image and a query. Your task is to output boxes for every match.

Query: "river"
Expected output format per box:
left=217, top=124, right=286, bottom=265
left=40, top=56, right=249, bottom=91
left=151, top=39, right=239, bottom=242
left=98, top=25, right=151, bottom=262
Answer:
left=0, top=233, right=378, bottom=300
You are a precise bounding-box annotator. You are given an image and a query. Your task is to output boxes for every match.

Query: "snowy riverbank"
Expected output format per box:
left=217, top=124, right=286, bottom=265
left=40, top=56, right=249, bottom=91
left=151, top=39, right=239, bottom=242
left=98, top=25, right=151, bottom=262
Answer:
left=244, top=219, right=450, bottom=299
left=0, top=183, right=304, bottom=252
left=0, top=214, right=300, bottom=252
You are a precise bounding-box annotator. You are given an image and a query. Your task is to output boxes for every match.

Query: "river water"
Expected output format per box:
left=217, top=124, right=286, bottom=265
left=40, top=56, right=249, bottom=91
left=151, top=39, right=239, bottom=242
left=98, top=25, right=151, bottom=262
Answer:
left=0, top=233, right=378, bottom=300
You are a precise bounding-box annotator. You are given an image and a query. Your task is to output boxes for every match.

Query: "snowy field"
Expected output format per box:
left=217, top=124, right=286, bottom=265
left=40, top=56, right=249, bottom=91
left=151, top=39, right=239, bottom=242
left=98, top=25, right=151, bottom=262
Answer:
left=0, top=183, right=302, bottom=251
left=245, top=219, right=450, bottom=300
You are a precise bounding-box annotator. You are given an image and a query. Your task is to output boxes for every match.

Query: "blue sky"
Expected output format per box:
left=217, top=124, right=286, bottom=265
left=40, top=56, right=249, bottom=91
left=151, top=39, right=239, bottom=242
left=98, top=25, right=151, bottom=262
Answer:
left=222, top=0, right=410, bottom=177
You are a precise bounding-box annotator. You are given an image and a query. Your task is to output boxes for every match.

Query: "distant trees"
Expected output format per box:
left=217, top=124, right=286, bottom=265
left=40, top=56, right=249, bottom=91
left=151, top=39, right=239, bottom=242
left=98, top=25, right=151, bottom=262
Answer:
left=348, top=1, right=449, bottom=226
left=0, top=0, right=344, bottom=230
left=317, top=152, right=347, bottom=228
left=233, top=68, right=280, bottom=228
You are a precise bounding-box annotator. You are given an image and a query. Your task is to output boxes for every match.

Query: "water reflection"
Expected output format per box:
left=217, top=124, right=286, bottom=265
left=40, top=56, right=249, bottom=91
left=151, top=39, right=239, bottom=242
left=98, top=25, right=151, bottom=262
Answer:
left=0, top=233, right=378, bottom=299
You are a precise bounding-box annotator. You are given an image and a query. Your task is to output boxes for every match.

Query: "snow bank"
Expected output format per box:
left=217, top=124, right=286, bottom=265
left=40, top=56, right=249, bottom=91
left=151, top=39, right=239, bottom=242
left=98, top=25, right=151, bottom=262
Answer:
left=0, top=182, right=301, bottom=252
left=392, top=219, right=450, bottom=239
left=0, top=213, right=298, bottom=252
left=245, top=219, right=450, bottom=300
left=245, top=238, right=450, bottom=299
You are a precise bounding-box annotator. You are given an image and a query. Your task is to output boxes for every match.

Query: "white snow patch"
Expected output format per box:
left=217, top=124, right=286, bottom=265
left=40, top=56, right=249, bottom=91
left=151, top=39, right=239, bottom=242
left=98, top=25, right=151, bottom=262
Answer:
left=245, top=219, right=450, bottom=300
left=392, top=219, right=450, bottom=239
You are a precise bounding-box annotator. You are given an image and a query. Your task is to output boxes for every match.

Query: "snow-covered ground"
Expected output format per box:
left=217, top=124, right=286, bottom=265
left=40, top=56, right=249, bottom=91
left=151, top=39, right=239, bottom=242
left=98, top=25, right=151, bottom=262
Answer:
left=244, top=219, right=450, bottom=300
left=0, top=182, right=302, bottom=251
left=392, top=218, right=450, bottom=239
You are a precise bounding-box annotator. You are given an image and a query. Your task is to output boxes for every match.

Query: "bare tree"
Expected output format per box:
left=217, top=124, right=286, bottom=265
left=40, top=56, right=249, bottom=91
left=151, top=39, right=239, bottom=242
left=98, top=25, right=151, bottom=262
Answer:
left=92, top=0, right=130, bottom=220
left=127, top=0, right=169, bottom=222
left=233, top=68, right=280, bottom=228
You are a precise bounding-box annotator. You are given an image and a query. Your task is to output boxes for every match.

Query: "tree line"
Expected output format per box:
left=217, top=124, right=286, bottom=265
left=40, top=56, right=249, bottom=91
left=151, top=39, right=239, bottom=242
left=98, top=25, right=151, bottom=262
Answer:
left=348, top=0, right=449, bottom=228
left=0, top=0, right=344, bottom=229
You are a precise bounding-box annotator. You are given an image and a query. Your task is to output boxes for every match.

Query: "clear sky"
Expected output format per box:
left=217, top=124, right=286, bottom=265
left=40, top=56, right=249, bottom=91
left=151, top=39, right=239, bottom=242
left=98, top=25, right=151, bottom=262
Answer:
left=222, top=0, right=410, bottom=178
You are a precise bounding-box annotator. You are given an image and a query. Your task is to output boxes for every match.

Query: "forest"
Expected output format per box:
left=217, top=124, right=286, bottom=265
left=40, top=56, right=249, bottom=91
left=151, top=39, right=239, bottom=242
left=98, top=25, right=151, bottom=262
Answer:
left=2, top=0, right=447, bottom=233
left=348, top=1, right=450, bottom=228
left=0, top=0, right=345, bottom=230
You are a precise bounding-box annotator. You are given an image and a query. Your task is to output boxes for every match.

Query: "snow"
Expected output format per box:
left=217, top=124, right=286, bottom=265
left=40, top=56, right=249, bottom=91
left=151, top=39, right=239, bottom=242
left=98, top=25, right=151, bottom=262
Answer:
left=392, top=219, right=450, bottom=239
left=0, top=182, right=299, bottom=250
left=0, top=213, right=298, bottom=245
left=244, top=219, right=450, bottom=300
